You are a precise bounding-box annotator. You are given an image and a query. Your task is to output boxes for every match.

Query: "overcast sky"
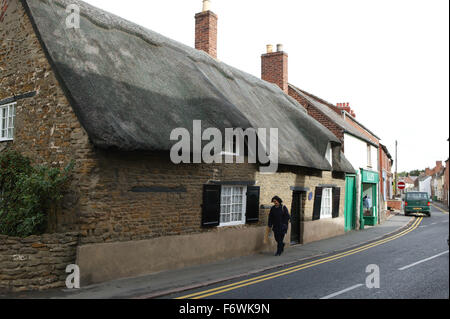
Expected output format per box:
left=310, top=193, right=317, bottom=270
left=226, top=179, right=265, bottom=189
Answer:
left=83, top=0, right=449, bottom=172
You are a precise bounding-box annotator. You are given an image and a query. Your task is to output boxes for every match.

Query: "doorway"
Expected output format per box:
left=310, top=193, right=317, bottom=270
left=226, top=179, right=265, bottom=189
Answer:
left=290, top=191, right=304, bottom=245
left=345, top=175, right=357, bottom=231
left=361, top=183, right=377, bottom=226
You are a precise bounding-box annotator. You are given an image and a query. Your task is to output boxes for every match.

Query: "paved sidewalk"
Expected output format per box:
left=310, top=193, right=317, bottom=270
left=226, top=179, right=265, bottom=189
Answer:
left=2, top=214, right=413, bottom=299
left=432, top=201, right=449, bottom=213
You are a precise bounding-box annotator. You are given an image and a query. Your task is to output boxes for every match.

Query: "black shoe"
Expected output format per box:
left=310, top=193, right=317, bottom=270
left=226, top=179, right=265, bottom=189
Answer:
left=274, top=252, right=280, bottom=256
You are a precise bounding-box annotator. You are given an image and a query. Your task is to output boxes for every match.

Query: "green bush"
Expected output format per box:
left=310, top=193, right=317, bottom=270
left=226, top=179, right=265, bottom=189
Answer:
left=0, top=149, right=74, bottom=237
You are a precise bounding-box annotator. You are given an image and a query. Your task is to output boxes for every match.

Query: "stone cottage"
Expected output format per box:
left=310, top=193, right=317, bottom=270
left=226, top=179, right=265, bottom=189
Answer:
left=0, top=0, right=355, bottom=288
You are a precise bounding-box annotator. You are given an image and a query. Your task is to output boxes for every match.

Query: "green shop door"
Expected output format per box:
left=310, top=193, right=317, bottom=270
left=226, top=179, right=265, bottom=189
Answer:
left=344, top=175, right=357, bottom=231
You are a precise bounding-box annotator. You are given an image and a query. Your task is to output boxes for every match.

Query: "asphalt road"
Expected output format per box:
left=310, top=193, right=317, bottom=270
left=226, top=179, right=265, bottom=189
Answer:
left=168, top=206, right=449, bottom=299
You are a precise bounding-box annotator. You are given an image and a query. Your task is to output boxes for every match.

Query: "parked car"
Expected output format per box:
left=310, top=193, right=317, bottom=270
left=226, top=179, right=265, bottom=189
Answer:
left=404, top=192, right=431, bottom=217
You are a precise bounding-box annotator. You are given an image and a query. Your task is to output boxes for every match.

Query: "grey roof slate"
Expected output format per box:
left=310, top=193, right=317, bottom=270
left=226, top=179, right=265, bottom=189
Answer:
left=23, top=0, right=355, bottom=173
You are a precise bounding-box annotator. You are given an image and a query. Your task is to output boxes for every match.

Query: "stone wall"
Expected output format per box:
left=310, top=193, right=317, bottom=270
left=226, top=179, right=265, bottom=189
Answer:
left=258, top=168, right=346, bottom=221
left=0, top=0, right=95, bottom=233
left=0, top=232, right=79, bottom=292
left=77, top=149, right=261, bottom=244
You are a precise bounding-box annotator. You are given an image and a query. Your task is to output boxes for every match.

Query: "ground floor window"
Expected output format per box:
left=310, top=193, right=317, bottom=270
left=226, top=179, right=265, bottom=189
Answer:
left=0, top=102, right=16, bottom=141
left=320, top=188, right=333, bottom=219
left=202, top=184, right=260, bottom=228
left=220, top=186, right=247, bottom=226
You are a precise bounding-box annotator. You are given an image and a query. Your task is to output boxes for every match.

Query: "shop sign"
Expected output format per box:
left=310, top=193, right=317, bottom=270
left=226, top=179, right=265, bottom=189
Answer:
left=361, top=169, right=379, bottom=184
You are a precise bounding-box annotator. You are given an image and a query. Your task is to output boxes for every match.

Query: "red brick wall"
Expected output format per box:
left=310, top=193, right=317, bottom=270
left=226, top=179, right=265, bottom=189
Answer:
left=379, top=147, right=393, bottom=200
left=387, top=200, right=402, bottom=211
left=195, top=11, right=218, bottom=58
left=262, top=51, right=288, bottom=94
left=288, top=87, right=344, bottom=146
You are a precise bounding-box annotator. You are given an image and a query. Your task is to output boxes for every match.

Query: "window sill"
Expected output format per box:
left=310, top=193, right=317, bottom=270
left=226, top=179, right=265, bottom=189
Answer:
left=218, top=221, right=246, bottom=227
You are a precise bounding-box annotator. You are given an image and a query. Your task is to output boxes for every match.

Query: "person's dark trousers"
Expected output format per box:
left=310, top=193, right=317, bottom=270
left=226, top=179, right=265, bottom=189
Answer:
left=274, top=231, right=285, bottom=255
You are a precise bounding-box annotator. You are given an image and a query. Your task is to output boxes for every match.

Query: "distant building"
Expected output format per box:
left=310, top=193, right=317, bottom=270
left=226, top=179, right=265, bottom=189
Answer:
left=417, top=175, right=432, bottom=197
left=403, top=176, right=417, bottom=191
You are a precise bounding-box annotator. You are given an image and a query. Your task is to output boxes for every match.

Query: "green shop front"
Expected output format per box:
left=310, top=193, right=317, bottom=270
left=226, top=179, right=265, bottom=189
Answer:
left=360, top=169, right=379, bottom=228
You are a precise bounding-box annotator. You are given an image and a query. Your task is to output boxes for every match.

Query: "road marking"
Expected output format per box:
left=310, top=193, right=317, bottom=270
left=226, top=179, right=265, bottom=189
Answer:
left=431, top=204, right=449, bottom=214
left=398, top=251, right=449, bottom=271
left=320, top=284, right=364, bottom=299
left=175, top=217, right=423, bottom=299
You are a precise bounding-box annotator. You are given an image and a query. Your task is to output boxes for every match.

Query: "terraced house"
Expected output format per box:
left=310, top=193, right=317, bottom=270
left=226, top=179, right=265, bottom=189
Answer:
left=0, top=0, right=357, bottom=290
left=259, top=47, right=388, bottom=231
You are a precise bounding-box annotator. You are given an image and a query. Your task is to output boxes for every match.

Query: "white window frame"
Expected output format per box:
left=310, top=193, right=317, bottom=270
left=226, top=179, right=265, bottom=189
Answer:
left=320, top=188, right=333, bottom=219
left=0, top=102, right=16, bottom=142
left=367, top=144, right=372, bottom=168
left=219, top=185, right=247, bottom=227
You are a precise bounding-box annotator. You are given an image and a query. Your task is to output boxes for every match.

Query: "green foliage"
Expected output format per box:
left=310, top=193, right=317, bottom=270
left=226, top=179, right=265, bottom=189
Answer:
left=0, top=149, right=74, bottom=237
left=399, top=169, right=424, bottom=177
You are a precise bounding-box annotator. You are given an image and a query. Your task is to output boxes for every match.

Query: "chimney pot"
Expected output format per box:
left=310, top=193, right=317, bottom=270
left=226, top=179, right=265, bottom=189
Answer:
left=277, top=44, right=283, bottom=52
left=202, top=0, right=211, bottom=12
left=266, top=44, right=273, bottom=53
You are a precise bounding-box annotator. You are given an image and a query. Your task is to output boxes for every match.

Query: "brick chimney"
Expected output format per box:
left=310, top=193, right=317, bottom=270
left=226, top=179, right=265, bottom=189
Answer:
left=436, top=161, right=443, bottom=170
left=261, top=44, right=288, bottom=94
left=336, top=102, right=356, bottom=118
left=195, top=0, right=218, bottom=58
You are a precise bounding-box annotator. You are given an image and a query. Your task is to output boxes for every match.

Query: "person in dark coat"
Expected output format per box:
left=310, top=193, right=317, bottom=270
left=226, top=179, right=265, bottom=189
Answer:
left=268, top=196, right=291, bottom=256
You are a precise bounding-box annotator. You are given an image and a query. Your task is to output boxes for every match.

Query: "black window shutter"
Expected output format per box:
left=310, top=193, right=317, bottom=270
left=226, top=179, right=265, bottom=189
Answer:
left=201, top=184, right=221, bottom=227
left=246, top=186, right=260, bottom=223
left=332, top=187, right=341, bottom=218
left=312, top=187, right=323, bottom=221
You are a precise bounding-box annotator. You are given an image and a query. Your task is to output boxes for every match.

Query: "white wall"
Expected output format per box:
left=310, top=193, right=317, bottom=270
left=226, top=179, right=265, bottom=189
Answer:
left=344, top=133, right=378, bottom=172
left=370, top=145, right=379, bottom=170
left=419, top=177, right=432, bottom=197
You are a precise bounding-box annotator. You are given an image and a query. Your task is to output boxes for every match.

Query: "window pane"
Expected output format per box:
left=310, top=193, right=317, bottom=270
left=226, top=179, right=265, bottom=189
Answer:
left=320, top=188, right=333, bottom=218
left=220, top=186, right=245, bottom=225
left=0, top=104, right=15, bottom=139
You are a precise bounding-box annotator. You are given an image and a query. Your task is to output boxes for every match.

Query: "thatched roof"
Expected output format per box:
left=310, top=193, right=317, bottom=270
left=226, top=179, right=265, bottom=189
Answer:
left=23, top=0, right=355, bottom=173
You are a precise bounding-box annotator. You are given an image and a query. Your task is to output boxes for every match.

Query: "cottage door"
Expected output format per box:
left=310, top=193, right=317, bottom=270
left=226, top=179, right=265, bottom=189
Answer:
left=290, top=191, right=303, bottom=245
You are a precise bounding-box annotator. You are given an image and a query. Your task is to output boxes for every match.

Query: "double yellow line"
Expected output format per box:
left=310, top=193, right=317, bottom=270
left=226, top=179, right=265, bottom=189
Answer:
left=176, top=217, right=423, bottom=299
